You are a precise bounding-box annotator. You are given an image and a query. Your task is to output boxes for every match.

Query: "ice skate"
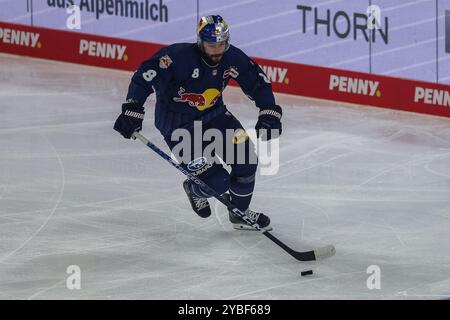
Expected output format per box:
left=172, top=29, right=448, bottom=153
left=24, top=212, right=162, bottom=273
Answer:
left=183, top=179, right=211, bottom=218
left=224, top=194, right=272, bottom=231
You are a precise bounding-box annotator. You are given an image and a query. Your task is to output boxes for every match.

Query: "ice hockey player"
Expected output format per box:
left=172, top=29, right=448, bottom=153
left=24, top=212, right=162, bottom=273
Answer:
left=114, top=15, right=282, bottom=231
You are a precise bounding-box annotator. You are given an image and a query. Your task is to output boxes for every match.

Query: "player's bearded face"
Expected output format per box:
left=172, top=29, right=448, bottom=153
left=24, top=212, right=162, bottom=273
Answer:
left=203, top=42, right=226, bottom=64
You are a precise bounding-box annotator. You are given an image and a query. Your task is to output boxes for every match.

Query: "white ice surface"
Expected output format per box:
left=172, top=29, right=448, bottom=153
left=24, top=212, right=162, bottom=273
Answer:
left=0, top=53, right=450, bottom=300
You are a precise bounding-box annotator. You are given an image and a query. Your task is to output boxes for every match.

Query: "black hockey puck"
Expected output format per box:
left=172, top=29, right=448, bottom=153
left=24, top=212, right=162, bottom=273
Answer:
left=301, top=270, right=313, bottom=276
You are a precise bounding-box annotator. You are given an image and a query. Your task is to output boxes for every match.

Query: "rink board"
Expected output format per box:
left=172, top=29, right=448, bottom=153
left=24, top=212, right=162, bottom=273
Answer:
left=1, top=21, right=450, bottom=119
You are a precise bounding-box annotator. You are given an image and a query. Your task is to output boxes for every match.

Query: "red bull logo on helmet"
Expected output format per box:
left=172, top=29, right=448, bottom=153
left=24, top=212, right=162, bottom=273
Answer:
left=173, top=87, right=221, bottom=111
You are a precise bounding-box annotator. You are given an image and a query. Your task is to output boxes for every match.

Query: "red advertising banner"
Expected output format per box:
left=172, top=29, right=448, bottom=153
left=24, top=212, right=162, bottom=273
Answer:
left=0, top=22, right=163, bottom=70
left=255, top=58, right=450, bottom=118
left=1, top=22, right=449, bottom=118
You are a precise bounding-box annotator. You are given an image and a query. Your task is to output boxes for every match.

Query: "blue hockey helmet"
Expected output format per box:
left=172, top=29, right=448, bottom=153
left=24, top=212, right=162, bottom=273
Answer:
left=197, top=15, right=230, bottom=51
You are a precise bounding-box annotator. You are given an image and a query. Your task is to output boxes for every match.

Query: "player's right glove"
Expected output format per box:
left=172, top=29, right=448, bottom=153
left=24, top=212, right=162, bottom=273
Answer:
left=113, top=100, right=145, bottom=139
left=255, top=105, right=282, bottom=141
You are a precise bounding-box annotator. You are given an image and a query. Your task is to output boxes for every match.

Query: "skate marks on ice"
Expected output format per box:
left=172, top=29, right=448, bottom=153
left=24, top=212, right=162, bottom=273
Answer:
left=0, top=55, right=449, bottom=298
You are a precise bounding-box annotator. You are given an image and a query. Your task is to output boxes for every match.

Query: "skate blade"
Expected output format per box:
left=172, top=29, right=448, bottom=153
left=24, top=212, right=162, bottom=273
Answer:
left=232, top=223, right=273, bottom=232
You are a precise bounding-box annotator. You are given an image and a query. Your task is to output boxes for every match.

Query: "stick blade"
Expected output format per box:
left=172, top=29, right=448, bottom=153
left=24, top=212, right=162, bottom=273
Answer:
left=291, top=244, right=336, bottom=261
left=314, top=245, right=336, bottom=260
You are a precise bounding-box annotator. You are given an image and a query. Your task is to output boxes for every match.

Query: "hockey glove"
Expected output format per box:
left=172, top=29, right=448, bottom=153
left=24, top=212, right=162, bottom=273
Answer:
left=255, top=105, right=282, bottom=141
left=113, top=100, right=145, bottom=139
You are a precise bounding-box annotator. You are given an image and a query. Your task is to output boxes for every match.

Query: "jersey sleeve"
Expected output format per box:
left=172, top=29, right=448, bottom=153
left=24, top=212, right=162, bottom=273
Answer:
left=233, top=49, right=276, bottom=109
left=125, top=47, right=174, bottom=107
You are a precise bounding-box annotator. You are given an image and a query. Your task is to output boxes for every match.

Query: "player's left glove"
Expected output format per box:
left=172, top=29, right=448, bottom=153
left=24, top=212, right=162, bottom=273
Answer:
left=255, top=105, right=282, bottom=141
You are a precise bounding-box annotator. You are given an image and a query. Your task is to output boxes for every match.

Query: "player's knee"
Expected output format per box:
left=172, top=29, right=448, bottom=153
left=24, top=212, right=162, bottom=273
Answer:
left=201, top=167, right=230, bottom=196
left=231, top=163, right=257, bottom=182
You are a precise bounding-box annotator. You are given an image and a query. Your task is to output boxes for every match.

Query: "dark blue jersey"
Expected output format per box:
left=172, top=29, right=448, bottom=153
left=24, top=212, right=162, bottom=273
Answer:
left=125, top=43, right=276, bottom=137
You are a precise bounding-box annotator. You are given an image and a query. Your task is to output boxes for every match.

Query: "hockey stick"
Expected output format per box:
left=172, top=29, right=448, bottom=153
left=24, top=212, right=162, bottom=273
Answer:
left=132, top=132, right=336, bottom=262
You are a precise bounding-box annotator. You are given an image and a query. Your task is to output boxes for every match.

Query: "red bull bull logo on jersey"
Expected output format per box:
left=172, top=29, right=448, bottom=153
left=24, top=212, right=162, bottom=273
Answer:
left=173, top=87, right=221, bottom=111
